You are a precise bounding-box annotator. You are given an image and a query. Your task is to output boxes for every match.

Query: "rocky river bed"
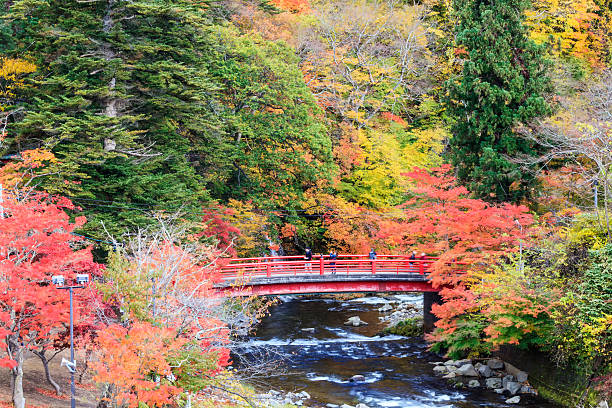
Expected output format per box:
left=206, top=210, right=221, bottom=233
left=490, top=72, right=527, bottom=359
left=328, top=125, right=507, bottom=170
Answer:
left=235, top=294, right=562, bottom=408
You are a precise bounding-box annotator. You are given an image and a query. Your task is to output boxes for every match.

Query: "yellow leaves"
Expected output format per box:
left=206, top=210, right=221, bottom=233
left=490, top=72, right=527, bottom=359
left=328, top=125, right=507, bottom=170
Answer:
left=225, top=199, right=271, bottom=257
left=402, top=127, right=446, bottom=169
left=0, top=57, right=36, bottom=111
left=579, top=314, right=612, bottom=356
left=526, top=0, right=606, bottom=65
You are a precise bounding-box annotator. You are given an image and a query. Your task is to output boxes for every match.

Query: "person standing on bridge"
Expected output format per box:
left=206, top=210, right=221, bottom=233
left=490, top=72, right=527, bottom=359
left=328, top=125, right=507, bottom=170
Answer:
left=408, top=250, right=417, bottom=271
left=329, top=250, right=337, bottom=274
left=369, top=248, right=377, bottom=260
left=305, top=247, right=313, bottom=272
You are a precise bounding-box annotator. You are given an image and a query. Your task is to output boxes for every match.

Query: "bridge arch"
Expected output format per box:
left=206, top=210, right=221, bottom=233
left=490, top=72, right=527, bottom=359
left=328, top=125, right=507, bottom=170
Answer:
left=215, top=254, right=465, bottom=332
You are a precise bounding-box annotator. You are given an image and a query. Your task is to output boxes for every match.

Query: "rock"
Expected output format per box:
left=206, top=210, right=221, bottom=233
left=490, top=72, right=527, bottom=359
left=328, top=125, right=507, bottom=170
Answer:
left=477, top=364, right=493, bottom=378
left=430, top=361, right=445, bottom=365
left=355, top=404, right=370, bottom=408
left=506, top=381, right=522, bottom=395
left=485, top=377, right=502, bottom=389
left=295, top=401, right=303, bottom=406
left=487, top=359, right=504, bottom=370
left=299, top=391, right=311, bottom=399
left=341, top=405, right=355, bottom=408
left=344, top=316, right=368, bottom=327
left=516, top=371, right=528, bottom=383
left=379, top=304, right=393, bottom=312
left=505, top=396, right=521, bottom=404
left=301, top=328, right=315, bottom=333
left=502, top=374, right=515, bottom=389
left=269, top=390, right=280, bottom=396
left=456, top=363, right=479, bottom=377
left=444, top=360, right=458, bottom=366
left=494, top=388, right=505, bottom=394
left=442, top=372, right=456, bottom=379
left=474, top=362, right=483, bottom=370
left=468, top=380, right=480, bottom=388
left=446, top=365, right=458, bottom=372
left=350, top=375, right=366, bottom=382
left=504, top=362, right=528, bottom=383
left=455, top=358, right=472, bottom=366
left=520, top=385, right=536, bottom=395
left=433, top=365, right=448, bottom=374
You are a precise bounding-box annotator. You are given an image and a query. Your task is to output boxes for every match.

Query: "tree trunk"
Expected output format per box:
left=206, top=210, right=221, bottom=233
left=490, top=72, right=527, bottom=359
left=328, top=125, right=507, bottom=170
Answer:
left=34, top=350, right=62, bottom=395
left=604, top=169, right=611, bottom=239
left=11, top=346, right=25, bottom=408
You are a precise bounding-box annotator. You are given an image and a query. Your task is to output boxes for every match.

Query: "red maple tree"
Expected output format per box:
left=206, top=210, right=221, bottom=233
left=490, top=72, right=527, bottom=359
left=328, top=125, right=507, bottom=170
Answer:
left=377, top=165, right=534, bottom=346
left=0, top=193, right=98, bottom=408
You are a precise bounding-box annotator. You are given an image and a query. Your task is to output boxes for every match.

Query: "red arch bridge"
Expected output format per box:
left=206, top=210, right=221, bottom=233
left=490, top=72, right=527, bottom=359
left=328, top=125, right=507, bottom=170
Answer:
left=215, top=254, right=467, bottom=331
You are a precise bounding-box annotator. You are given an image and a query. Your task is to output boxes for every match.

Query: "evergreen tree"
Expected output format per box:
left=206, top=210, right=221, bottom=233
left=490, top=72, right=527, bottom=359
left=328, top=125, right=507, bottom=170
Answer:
left=2, top=0, right=334, bottom=235
left=446, top=0, right=551, bottom=202
left=3, top=0, right=225, bottom=235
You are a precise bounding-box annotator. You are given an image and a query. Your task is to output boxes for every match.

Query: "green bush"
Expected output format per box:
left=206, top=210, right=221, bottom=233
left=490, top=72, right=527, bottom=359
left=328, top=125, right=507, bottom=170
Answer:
left=384, top=318, right=423, bottom=337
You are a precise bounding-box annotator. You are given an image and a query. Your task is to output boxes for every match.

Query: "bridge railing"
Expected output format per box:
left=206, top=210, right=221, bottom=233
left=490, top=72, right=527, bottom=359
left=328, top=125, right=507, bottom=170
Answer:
left=218, top=255, right=466, bottom=280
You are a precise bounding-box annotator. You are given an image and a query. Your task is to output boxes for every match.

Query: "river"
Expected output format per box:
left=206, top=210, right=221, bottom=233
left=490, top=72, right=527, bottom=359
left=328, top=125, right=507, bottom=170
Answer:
left=237, top=294, right=561, bottom=408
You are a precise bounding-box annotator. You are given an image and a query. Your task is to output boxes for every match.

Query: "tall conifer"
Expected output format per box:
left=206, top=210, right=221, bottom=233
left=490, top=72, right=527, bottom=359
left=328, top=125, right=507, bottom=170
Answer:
left=446, top=0, right=551, bottom=202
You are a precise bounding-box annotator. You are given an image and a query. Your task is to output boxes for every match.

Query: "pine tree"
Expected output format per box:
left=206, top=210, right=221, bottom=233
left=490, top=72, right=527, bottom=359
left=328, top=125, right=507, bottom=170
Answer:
left=446, top=0, right=551, bottom=202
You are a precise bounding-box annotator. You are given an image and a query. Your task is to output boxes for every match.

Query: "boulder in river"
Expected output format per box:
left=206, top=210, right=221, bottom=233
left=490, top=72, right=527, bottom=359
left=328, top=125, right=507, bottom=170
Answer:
left=378, top=303, right=393, bottom=312
left=344, top=316, right=368, bottom=326
left=350, top=375, right=366, bottom=382
left=468, top=380, right=480, bottom=388
left=485, top=377, right=502, bottom=389
left=456, top=363, right=479, bottom=377
left=504, top=362, right=529, bottom=383
left=301, top=328, right=315, bottom=333
left=506, top=381, right=522, bottom=395
left=487, top=359, right=504, bottom=370
left=477, top=364, right=493, bottom=377
left=433, top=365, right=448, bottom=374
left=502, top=374, right=515, bottom=389
left=505, top=396, right=521, bottom=404
left=355, top=404, right=371, bottom=408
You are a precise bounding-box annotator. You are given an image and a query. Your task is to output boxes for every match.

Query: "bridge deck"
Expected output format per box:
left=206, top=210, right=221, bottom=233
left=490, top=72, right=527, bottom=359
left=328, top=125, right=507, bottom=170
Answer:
left=215, top=255, right=466, bottom=296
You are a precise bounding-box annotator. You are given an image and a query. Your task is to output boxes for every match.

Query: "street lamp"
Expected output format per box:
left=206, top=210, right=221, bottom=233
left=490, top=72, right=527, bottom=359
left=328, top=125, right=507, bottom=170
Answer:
left=52, top=273, right=89, bottom=408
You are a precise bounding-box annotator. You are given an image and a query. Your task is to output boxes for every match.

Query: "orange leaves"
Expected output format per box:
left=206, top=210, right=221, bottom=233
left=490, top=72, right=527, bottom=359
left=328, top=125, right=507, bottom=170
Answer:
left=280, top=223, right=296, bottom=239
left=270, top=0, right=310, bottom=13
left=0, top=149, right=57, bottom=189
left=93, top=322, right=185, bottom=408
left=380, top=111, right=407, bottom=126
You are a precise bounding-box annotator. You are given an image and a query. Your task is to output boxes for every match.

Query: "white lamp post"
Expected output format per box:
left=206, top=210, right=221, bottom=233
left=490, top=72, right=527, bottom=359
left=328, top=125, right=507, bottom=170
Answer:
left=52, top=274, right=89, bottom=408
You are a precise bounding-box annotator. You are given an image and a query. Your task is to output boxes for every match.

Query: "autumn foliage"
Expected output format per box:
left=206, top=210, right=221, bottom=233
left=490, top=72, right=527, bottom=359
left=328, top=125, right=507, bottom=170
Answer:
left=375, top=166, right=549, bottom=356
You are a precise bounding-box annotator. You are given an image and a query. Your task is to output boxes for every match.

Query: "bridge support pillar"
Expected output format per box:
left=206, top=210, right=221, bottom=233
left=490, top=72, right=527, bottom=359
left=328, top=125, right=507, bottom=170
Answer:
left=423, top=291, right=441, bottom=333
